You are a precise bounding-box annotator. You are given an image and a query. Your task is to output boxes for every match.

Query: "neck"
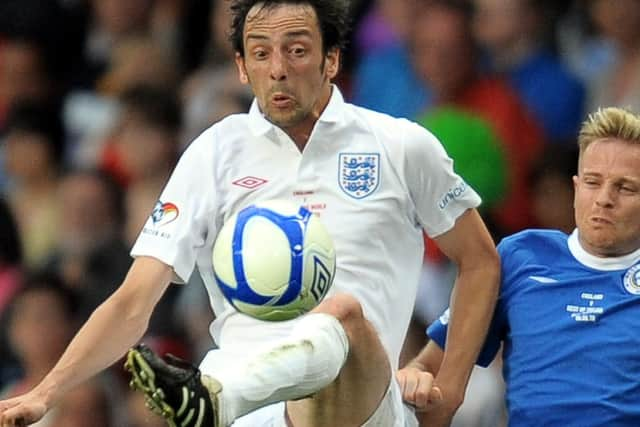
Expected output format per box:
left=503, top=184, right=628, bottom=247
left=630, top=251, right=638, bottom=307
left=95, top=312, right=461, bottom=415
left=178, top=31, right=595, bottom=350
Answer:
left=283, top=121, right=314, bottom=150
left=282, top=84, right=333, bottom=151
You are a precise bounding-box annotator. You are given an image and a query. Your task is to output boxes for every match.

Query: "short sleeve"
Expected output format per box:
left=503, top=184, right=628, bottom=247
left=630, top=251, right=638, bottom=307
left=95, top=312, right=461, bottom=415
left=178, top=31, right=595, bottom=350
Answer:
left=403, top=122, right=481, bottom=237
left=427, top=304, right=504, bottom=368
left=130, top=130, right=218, bottom=282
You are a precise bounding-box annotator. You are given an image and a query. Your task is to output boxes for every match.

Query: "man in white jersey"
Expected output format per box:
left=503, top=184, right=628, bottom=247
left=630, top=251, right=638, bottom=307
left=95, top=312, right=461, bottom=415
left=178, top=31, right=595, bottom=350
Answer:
left=0, top=1, right=499, bottom=426
left=409, top=107, right=640, bottom=426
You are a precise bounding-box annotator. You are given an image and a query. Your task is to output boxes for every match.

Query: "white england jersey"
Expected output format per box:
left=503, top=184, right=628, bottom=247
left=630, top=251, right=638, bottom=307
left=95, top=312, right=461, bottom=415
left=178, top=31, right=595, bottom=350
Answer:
left=131, top=87, right=481, bottom=367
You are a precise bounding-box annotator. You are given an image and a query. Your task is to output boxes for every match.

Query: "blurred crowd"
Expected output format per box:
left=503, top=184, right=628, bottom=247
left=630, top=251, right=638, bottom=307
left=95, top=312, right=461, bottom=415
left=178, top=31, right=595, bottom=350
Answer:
left=0, top=0, right=638, bottom=426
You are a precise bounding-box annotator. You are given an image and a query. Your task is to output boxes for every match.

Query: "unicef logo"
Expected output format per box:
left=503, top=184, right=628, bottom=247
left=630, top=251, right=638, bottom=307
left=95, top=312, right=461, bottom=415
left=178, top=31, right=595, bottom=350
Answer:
left=623, top=264, right=640, bottom=295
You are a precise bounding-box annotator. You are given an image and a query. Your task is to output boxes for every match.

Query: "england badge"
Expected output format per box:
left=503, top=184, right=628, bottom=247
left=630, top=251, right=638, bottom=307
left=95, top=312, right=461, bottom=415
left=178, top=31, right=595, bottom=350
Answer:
left=339, top=153, right=380, bottom=199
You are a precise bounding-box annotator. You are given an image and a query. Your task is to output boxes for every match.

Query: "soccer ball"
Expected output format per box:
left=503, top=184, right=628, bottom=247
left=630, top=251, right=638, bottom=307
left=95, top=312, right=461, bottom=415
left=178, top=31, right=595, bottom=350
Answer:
left=212, top=200, right=336, bottom=321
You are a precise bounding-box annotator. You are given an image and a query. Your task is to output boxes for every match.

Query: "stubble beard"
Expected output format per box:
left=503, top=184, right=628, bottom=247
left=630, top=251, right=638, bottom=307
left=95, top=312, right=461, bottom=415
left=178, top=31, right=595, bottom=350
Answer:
left=263, top=100, right=311, bottom=129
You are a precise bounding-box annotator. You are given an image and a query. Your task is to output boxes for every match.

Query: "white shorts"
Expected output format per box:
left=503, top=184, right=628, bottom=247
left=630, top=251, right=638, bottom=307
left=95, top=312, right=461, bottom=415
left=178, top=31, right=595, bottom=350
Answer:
left=230, top=377, right=419, bottom=427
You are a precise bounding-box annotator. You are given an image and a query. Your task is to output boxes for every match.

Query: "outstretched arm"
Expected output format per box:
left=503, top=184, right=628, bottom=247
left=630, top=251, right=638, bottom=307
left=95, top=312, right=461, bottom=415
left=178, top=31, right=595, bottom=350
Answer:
left=0, top=256, right=173, bottom=427
left=420, top=209, right=500, bottom=426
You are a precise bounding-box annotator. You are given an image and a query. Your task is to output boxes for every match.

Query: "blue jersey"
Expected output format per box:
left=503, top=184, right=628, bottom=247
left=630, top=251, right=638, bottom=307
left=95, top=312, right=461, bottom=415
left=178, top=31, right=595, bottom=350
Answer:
left=428, top=229, right=640, bottom=426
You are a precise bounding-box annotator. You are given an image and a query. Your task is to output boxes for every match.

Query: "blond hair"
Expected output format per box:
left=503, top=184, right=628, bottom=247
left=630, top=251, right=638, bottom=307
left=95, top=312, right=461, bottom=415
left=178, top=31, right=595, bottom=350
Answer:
left=578, top=107, right=640, bottom=154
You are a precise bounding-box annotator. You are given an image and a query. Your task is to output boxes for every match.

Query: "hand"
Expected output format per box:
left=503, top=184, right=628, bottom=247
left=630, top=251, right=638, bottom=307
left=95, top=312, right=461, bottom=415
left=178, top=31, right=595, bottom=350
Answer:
left=415, top=381, right=463, bottom=427
left=396, top=365, right=443, bottom=411
left=0, top=391, right=48, bottom=427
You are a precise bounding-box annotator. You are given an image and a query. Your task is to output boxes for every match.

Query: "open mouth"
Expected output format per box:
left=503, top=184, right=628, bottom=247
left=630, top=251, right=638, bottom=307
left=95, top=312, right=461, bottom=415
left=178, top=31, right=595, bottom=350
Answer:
left=271, top=93, right=293, bottom=108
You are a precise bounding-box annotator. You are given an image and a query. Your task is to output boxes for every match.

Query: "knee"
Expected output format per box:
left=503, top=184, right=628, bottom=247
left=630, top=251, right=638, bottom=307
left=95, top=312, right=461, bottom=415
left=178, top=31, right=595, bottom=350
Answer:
left=313, top=293, right=364, bottom=327
left=313, top=294, right=390, bottom=381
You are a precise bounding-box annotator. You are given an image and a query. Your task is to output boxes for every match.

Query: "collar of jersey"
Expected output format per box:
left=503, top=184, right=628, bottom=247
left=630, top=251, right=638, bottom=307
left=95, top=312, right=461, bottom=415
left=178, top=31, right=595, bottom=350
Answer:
left=568, top=229, right=640, bottom=271
left=247, top=84, right=347, bottom=136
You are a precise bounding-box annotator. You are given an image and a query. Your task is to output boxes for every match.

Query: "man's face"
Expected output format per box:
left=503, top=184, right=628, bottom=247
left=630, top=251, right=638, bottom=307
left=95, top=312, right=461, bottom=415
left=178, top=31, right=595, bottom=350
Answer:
left=58, top=174, right=113, bottom=248
left=4, top=130, right=52, bottom=181
left=589, top=0, right=640, bottom=46
left=0, top=41, right=49, bottom=105
left=573, top=138, right=640, bottom=257
left=235, top=3, right=339, bottom=130
left=472, top=0, right=529, bottom=52
left=92, top=0, right=152, bottom=36
left=410, top=6, right=474, bottom=101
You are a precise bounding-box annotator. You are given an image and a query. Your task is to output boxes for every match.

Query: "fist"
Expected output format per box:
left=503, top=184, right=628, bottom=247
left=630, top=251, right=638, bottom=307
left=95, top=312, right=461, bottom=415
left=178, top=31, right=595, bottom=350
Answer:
left=396, top=366, right=443, bottom=411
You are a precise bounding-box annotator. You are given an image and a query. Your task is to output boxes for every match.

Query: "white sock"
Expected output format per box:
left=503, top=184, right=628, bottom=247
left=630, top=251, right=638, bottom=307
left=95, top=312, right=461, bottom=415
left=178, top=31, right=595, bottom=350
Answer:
left=212, top=313, right=349, bottom=425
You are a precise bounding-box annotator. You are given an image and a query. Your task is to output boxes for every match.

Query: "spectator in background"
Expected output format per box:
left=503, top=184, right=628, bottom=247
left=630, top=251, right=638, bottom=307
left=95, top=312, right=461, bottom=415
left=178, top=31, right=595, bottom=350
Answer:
left=97, top=35, right=179, bottom=98
left=48, top=379, right=115, bottom=427
left=65, top=34, right=180, bottom=169
left=76, top=0, right=157, bottom=89
left=350, top=0, right=431, bottom=118
left=2, top=101, right=64, bottom=268
left=101, top=85, right=182, bottom=246
left=75, top=0, right=184, bottom=92
left=410, top=0, right=543, bottom=235
left=353, top=0, right=411, bottom=55
left=64, top=0, right=183, bottom=170
left=472, top=0, right=585, bottom=141
left=149, top=0, right=186, bottom=57
left=181, top=0, right=253, bottom=145
left=0, top=0, right=85, bottom=93
left=0, top=36, right=54, bottom=132
left=44, top=168, right=131, bottom=321
left=530, top=145, right=578, bottom=233
left=587, top=0, right=640, bottom=113
left=2, top=273, right=77, bottom=405
left=556, top=0, right=617, bottom=87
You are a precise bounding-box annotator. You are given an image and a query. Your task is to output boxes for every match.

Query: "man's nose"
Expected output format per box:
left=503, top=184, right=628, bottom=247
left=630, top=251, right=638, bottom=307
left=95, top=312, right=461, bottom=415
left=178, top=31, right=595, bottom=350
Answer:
left=270, top=51, right=287, bottom=81
left=595, top=185, right=616, bottom=208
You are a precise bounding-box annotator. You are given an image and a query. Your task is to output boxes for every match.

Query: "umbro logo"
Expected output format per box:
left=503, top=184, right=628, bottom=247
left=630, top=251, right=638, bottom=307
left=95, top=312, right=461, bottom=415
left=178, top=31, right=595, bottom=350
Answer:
left=232, top=176, right=268, bottom=189
left=528, top=276, right=558, bottom=284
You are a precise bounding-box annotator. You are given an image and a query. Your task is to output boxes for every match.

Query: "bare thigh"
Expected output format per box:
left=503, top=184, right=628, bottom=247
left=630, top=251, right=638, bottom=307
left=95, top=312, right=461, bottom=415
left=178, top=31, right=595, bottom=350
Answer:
left=286, top=293, right=392, bottom=427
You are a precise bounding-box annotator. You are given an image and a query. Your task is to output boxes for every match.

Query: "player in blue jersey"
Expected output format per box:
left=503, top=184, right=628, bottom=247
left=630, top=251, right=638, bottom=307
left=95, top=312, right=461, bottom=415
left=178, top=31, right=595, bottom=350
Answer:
left=398, top=106, right=640, bottom=426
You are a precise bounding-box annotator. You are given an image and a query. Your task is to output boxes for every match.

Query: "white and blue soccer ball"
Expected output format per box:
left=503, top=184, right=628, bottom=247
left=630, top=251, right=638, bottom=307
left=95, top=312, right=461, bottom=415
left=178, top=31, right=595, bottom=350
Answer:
left=212, top=200, right=336, bottom=321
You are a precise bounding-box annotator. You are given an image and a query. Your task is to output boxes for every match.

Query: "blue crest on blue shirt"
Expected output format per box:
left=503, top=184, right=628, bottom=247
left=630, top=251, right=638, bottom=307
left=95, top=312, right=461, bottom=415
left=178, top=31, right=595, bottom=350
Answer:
left=339, top=153, right=380, bottom=199
left=623, top=264, right=640, bottom=295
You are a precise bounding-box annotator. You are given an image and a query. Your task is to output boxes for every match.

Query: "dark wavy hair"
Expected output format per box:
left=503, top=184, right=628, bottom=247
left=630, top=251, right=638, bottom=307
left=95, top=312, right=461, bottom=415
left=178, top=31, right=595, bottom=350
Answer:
left=229, top=0, right=351, bottom=57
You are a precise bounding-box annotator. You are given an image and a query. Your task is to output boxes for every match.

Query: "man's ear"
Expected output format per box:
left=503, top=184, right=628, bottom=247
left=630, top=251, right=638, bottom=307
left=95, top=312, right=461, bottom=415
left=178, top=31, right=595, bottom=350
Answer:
left=235, top=52, right=249, bottom=84
left=325, top=48, right=340, bottom=79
